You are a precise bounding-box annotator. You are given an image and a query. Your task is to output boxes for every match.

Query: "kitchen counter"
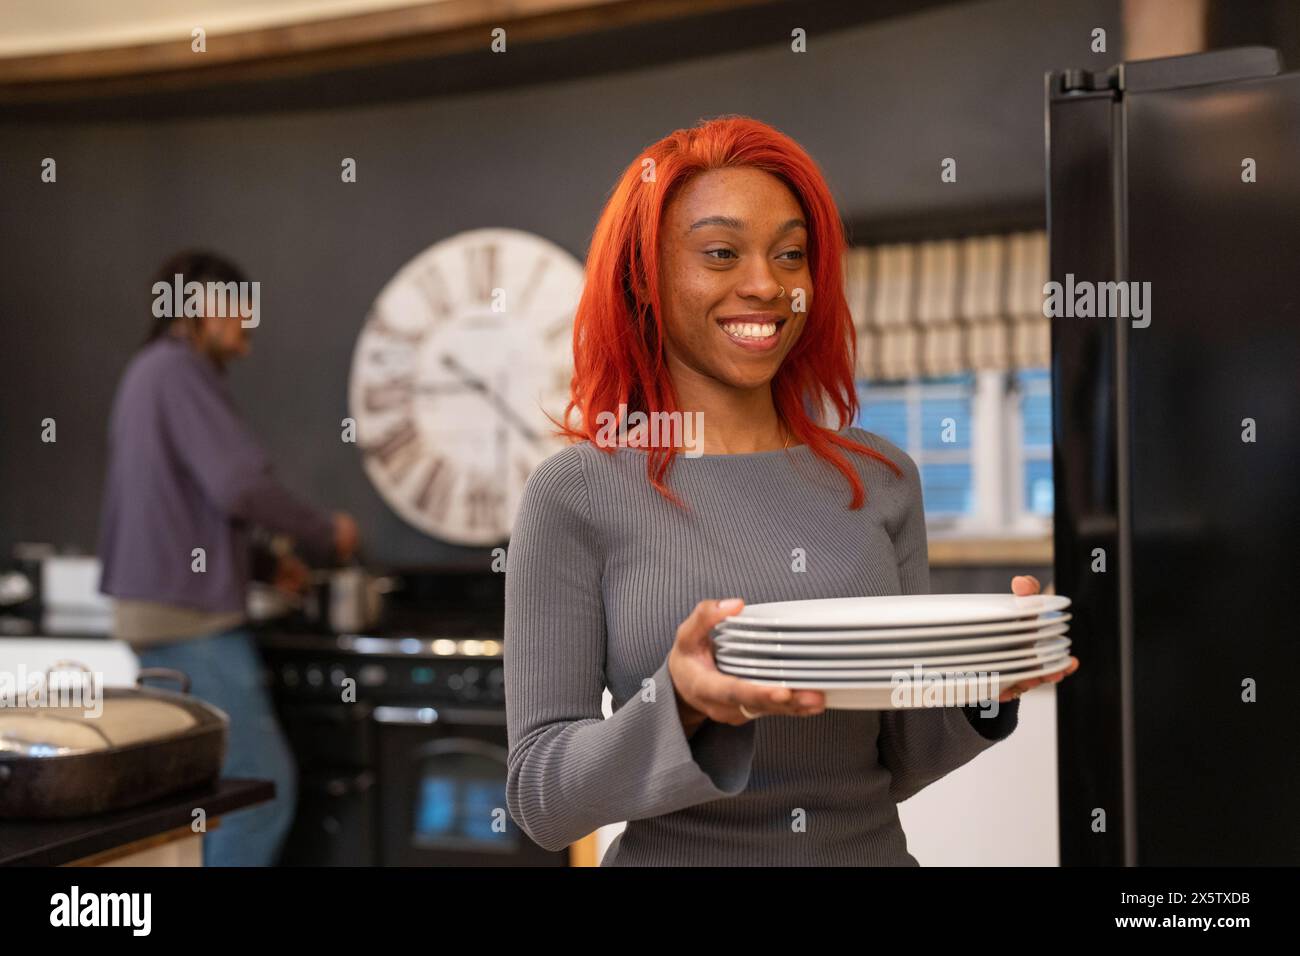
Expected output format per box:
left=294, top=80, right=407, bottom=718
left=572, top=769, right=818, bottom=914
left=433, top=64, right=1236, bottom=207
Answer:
left=0, top=615, right=111, bottom=640
left=0, top=777, right=273, bottom=866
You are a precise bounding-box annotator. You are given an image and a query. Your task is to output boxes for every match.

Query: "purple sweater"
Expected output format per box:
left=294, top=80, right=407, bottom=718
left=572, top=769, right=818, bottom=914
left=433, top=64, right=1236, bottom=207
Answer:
left=98, top=335, right=336, bottom=613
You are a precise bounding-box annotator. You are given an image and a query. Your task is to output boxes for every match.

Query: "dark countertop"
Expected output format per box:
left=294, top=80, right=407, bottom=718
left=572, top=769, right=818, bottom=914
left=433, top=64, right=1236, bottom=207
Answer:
left=0, top=777, right=273, bottom=866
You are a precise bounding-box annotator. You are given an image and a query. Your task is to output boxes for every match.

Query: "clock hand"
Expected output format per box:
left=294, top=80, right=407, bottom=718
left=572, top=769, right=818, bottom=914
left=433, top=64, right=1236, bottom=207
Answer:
left=439, top=354, right=543, bottom=445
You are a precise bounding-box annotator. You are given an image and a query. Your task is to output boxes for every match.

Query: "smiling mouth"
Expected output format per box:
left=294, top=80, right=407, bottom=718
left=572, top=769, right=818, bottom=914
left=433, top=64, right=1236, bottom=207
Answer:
left=717, top=316, right=787, bottom=351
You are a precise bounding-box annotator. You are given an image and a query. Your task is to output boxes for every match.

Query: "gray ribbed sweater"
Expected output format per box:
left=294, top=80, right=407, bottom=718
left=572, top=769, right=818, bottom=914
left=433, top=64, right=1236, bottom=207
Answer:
left=504, top=426, right=1019, bottom=866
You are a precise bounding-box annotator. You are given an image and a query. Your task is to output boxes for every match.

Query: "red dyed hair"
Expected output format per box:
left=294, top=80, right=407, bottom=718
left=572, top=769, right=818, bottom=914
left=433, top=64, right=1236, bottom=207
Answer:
left=556, top=115, right=902, bottom=508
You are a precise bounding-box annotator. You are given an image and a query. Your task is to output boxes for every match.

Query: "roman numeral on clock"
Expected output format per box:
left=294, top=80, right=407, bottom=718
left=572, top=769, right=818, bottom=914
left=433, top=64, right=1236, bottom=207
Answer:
left=465, top=242, right=499, bottom=307
left=465, top=482, right=504, bottom=534
left=414, top=263, right=454, bottom=324
left=516, top=255, right=550, bottom=314
left=413, top=455, right=456, bottom=522
left=366, top=306, right=424, bottom=345
left=514, top=457, right=533, bottom=491
left=364, top=376, right=413, bottom=413
left=543, top=313, right=572, bottom=345
left=362, top=418, right=422, bottom=483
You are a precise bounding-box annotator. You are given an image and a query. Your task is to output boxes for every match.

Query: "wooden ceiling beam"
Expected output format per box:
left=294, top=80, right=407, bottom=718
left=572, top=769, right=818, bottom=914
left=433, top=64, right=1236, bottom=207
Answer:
left=0, top=0, right=775, bottom=104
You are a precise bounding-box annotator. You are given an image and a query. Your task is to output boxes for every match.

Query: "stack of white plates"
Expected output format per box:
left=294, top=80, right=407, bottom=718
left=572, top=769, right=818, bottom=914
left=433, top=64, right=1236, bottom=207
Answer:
left=713, top=594, right=1072, bottom=710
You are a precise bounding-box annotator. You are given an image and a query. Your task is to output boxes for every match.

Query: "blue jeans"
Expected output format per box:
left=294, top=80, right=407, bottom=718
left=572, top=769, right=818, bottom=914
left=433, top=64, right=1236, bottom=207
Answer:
left=137, top=628, right=297, bottom=866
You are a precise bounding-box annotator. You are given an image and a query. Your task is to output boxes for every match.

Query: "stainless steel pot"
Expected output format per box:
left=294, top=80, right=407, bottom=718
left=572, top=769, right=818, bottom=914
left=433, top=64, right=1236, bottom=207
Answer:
left=304, top=564, right=399, bottom=634
left=0, top=666, right=228, bottom=819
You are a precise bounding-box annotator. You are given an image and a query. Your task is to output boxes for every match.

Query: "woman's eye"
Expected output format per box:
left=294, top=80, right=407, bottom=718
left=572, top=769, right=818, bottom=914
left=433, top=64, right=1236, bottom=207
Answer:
left=705, top=249, right=804, bottom=261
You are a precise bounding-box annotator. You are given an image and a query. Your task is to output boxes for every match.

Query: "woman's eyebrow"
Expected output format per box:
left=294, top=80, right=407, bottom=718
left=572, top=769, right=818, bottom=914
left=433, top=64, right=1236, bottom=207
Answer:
left=688, top=215, right=807, bottom=234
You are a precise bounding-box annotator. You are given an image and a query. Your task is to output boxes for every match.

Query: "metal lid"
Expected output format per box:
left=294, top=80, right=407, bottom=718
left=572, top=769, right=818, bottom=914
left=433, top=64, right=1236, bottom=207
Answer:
left=0, top=699, right=197, bottom=757
left=0, top=665, right=206, bottom=758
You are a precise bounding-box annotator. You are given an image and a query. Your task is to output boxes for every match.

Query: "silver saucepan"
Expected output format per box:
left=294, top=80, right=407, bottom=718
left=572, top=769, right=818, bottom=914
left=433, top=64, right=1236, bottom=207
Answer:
left=304, top=559, right=399, bottom=634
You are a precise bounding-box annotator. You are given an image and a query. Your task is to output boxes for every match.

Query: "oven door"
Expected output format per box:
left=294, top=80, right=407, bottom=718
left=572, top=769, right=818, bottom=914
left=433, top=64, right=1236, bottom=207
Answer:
left=373, top=706, right=567, bottom=866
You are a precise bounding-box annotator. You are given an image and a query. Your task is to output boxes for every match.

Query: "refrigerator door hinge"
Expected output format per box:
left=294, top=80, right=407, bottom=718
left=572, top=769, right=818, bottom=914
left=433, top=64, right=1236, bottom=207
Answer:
left=1058, top=68, right=1120, bottom=96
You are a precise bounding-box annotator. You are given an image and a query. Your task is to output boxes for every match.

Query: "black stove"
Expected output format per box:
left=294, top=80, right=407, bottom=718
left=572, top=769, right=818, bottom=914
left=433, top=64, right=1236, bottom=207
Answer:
left=256, top=570, right=565, bottom=867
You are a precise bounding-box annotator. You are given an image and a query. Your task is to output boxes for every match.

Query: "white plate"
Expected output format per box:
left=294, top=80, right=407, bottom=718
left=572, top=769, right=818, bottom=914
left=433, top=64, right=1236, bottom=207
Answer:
left=734, top=658, right=1074, bottom=710
left=715, top=636, right=1070, bottom=670
left=716, top=612, right=1071, bottom=643
left=725, top=593, right=1071, bottom=630
left=718, top=653, right=1068, bottom=682
left=714, top=622, right=1069, bottom=657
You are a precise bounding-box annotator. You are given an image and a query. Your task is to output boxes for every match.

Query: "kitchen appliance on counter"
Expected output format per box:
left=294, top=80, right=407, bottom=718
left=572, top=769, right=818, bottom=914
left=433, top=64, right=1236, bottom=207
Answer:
left=258, top=570, right=566, bottom=867
left=1047, top=47, right=1300, bottom=865
left=0, top=545, right=114, bottom=637
left=2, top=543, right=54, bottom=622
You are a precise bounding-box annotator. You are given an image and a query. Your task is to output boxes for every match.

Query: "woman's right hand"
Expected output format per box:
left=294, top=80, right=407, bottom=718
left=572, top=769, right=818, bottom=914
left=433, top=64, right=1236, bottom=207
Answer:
left=668, top=598, right=826, bottom=734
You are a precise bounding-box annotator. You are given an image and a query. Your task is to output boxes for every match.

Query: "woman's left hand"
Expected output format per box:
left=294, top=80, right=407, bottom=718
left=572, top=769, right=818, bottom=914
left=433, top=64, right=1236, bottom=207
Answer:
left=998, top=575, right=1080, bottom=702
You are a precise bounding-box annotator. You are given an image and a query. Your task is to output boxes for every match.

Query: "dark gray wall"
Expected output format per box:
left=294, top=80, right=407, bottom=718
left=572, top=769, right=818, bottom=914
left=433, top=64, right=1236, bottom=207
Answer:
left=0, top=0, right=1120, bottom=569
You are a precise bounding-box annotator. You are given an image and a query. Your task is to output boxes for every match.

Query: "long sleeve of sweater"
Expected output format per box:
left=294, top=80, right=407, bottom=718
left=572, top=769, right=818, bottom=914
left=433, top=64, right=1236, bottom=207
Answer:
left=503, top=449, right=757, bottom=852
left=875, top=449, right=1019, bottom=804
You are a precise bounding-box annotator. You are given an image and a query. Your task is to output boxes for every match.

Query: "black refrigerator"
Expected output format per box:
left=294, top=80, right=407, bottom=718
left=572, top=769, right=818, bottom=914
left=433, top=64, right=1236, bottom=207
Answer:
left=1046, top=47, right=1300, bottom=866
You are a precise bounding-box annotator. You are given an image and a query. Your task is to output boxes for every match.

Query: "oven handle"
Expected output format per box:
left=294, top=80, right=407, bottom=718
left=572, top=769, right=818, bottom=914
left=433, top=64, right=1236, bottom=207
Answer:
left=371, top=705, right=506, bottom=727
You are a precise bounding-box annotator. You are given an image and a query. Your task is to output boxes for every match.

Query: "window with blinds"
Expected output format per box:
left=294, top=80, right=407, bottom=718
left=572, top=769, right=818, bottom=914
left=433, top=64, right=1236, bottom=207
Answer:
left=845, top=231, right=1052, bottom=536
left=844, top=231, right=1049, bottom=379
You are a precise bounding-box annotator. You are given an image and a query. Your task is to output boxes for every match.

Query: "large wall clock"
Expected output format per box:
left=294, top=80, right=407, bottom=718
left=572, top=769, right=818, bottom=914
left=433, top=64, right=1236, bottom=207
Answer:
left=349, top=227, right=583, bottom=546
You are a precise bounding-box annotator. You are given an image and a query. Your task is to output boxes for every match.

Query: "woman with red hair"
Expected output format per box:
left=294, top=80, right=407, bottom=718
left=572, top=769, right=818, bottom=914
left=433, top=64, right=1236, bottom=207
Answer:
left=505, top=115, right=1078, bottom=865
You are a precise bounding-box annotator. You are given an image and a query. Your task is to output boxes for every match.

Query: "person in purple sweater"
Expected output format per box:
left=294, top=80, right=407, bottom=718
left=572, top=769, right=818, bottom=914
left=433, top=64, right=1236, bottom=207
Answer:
left=98, top=250, right=358, bottom=866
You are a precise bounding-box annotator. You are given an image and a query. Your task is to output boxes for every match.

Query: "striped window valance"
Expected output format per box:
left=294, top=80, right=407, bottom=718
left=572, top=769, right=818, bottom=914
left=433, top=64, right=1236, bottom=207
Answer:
left=843, top=230, right=1048, bottom=381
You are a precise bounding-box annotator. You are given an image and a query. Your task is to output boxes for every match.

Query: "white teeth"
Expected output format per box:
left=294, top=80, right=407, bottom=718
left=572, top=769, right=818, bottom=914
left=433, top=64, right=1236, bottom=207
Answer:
left=722, top=321, right=778, bottom=340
